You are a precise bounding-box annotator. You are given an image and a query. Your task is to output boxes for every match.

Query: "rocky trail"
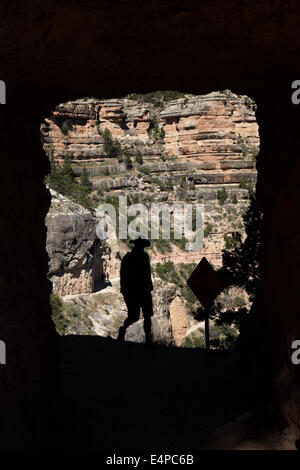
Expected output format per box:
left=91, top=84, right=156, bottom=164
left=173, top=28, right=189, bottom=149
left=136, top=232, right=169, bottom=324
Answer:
left=48, top=336, right=281, bottom=450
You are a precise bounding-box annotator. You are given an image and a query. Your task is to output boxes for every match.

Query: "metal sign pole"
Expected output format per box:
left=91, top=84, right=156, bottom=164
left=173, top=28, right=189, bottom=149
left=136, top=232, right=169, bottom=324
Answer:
left=205, top=311, right=210, bottom=350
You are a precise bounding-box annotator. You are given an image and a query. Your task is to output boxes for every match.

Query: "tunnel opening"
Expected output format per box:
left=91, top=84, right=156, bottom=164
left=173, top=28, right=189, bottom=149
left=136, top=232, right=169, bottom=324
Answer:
left=38, top=89, right=292, bottom=451
left=42, top=89, right=261, bottom=351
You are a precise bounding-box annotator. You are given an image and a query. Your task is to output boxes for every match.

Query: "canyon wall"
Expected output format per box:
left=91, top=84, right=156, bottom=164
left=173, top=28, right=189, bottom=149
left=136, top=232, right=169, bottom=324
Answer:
left=44, top=92, right=260, bottom=348
left=42, top=92, right=259, bottom=269
left=46, top=190, right=100, bottom=296
left=41, top=91, right=259, bottom=165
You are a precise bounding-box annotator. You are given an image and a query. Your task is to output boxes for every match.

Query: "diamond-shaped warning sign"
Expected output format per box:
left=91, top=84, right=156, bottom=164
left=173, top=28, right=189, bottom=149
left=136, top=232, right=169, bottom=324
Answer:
left=187, top=257, right=224, bottom=309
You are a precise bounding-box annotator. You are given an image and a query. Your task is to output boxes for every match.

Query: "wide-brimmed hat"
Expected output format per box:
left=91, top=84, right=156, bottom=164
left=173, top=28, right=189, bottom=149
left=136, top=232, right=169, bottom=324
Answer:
left=129, top=236, right=150, bottom=248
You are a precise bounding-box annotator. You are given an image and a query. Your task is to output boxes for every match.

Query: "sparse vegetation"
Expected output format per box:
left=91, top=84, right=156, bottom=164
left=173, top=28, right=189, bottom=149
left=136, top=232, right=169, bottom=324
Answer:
left=135, top=150, right=143, bottom=165
left=61, top=120, right=69, bottom=135
left=45, top=154, right=94, bottom=209
left=78, top=167, right=93, bottom=209
left=125, top=155, right=133, bottom=170
left=127, top=90, right=186, bottom=107
left=217, top=187, right=228, bottom=205
left=237, top=134, right=248, bottom=157
left=50, top=293, right=94, bottom=335
left=155, top=262, right=198, bottom=314
left=102, top=128, right=122, bottom=158
left=243, top=96, right=256, bottom=111
left=204, top=222, right=213, bottom=237
left=141, top=166, right=151, bottom=175
left=147, top=117, right=165, bottom=140
left=220, top=190, right=263, bottom=299
left=152, top=238, right=173, bottom=254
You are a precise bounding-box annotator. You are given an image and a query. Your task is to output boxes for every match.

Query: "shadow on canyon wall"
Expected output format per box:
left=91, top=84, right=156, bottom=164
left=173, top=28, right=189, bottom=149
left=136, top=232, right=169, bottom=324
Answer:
left=46, top=335, right=278, bottom=450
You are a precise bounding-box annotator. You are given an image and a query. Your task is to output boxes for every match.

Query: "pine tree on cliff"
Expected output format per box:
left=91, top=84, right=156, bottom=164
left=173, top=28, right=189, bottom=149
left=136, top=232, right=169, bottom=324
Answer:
left=220, top=189, right=263, bottom=299
left=195, top=190, right=263, bottom=331
left=78, top=167, right=93, bottom=209
left=46, top=154, right=76, bottom=198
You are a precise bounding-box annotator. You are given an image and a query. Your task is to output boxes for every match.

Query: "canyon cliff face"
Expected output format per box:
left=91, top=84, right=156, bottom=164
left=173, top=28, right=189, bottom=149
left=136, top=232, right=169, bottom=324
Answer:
left=42, top=91, right=259, bottom=269
left=46, top=189, right=102, bottom=296
left=41, top=91, right=259, bottom=164
left=46, top=190, right=123, bottom=296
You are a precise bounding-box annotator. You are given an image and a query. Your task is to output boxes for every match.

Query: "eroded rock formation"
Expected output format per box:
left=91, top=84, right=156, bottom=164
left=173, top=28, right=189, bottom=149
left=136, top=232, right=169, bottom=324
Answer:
left=41, top=91, right=259, bottom=165
left=46, top=190, right=101, bottom=295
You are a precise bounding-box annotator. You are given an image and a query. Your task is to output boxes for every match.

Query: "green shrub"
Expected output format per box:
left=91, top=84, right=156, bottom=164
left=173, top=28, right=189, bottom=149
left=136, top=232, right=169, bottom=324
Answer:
left=46, top=154, right=76, bottom=196
left=141, top=166, right=151, bottom=175
left=127, top=90, right=185, bottom=107
left=223, top=232, right=242, bottom=250
left=182, top=336, right=193, bottom=348
left=204, top=222, right=213, bottom=237
left=182, top=332, right=206, bottom=349
left=50, top=294, right=68, bottom=335
left=237, top=134, right=248, bottom=157
left=50, top=293, right=94, bottom=335
left=102, top=128, right=122, bottom=157
left=210, top=324, right=238, bottom=350
left=151, top=176, right=164, bottom=189
left=249, top=147, right=259, bottom=160
left=155, top=261, right=179, bottom=283
left=217, top=187, right=228, bottom=205
left=154, top=261, right=198, bottom=314
left=233, top=296, right=246, bottom=308
left=125, top=155, right=133, bottom=170
left=135, top=150, right=143, bottom=165
left=172, top=235, right=189, bottom=251
left=77, top=167, right=93, bottom=209
left=243, top=96, right=256, bottom=110
left=232, top=194, right=238, bottom=204
left=61, top=120, right=69, bottom=135
left=153, top=238, right=173, bottom=254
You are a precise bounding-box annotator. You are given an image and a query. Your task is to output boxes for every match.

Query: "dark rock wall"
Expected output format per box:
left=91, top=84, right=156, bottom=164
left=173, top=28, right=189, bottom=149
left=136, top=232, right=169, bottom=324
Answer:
left=255, top=89, right=300, bottom=446
left=1, top=1, right=300, bottom=448
left=0, top=91, right=59, bottom=448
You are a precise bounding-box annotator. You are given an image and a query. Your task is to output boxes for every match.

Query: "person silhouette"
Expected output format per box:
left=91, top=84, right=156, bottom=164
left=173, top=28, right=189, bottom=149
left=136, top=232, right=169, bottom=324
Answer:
left=118, top=237, right=154, bottom=345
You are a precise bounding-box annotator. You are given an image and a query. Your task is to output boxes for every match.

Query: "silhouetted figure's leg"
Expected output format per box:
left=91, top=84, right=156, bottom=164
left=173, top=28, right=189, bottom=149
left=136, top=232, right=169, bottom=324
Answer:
left=144, top=316, right=152, bottom=345
left=141, top=292, right=153, bottom=345
left=118, top=297, right=140, bottom=342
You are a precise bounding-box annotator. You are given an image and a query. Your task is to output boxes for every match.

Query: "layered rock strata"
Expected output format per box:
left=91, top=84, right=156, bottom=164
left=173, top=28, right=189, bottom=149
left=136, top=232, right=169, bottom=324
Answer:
left=41, top=91, right=259, bottom=165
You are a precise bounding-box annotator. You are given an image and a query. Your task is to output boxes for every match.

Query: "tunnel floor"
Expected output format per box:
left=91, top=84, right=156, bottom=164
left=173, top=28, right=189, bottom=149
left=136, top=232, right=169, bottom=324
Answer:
left=50, top=336, right=281, bottom=450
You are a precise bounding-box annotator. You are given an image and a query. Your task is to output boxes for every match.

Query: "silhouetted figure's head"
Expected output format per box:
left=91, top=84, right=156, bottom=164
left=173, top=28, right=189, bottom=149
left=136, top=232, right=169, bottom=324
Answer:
left=129, top=237, right=150, bottom=251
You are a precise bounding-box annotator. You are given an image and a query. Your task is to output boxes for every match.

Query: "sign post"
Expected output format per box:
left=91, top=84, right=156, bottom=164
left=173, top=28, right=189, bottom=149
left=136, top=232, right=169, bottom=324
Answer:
left=187, top=257, right=224, bottom=350
left=204, top=312, right=209, bottom=350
